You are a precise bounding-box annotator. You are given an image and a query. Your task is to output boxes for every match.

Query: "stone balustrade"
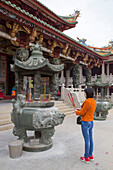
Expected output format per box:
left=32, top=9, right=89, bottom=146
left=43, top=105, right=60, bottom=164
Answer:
left=61, top=84, right=85, bottom=108
left=60, top=74, right=113, bottom=86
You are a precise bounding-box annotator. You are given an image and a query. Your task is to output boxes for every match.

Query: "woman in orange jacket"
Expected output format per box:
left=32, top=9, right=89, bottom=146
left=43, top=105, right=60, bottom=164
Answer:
left=75, top=88, right=96, bottom=163
left=11, top=87, right=16, bottom=97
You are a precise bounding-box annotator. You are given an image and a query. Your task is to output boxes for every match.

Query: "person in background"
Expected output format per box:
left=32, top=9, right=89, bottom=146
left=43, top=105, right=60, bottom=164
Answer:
left=58, top=91, right=61, bottom=96
left=11, top=87, right=16, bottom=97
left=75, top=88, right=96, bottom=163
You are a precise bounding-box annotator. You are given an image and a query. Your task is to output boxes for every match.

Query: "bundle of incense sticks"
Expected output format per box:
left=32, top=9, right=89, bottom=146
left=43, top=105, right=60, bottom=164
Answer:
left=68, top=93, right=75, bottom=107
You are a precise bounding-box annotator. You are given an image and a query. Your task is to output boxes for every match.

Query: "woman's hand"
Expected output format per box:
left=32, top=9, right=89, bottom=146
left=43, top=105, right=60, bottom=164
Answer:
left=75, top=108, right=81, bottom=111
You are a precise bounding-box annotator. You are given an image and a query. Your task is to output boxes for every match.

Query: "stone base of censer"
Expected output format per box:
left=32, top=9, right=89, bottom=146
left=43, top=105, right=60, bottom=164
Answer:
left=23, top=136, right=53, bottom=152
left=94, top=116, right=107, bottom=121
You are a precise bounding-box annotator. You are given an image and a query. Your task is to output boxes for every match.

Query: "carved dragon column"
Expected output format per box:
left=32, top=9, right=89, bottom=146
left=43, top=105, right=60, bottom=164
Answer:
left=73, top=64, right=80, bottom=88
left=66, top=70, right=70, bottom=88
left=85, top=68, right=92, bottom=87
left=49, top=74, right=59, bottom=100
left=14, top=72, right=19, bottom=96
left=49, top=76, right=54, bottom=99
left=18, top=74, right=23, bottom=94
left=49, top=58, right=60, bottom=100
left=34, top=72, right=41, bottom=101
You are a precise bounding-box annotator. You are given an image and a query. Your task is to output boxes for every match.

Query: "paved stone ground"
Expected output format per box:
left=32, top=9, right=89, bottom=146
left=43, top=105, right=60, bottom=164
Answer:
left=0, top=102, right=113, bottom=170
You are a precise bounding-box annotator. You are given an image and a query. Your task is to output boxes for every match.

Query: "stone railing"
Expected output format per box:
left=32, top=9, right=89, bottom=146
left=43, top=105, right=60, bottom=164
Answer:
left=106, top=74, right=113, bottom=83
left=111, top=94, right=113, bottom=103
left=60, top=74, right=113, bottom=86
left=61, top=84, right=85, bottom=108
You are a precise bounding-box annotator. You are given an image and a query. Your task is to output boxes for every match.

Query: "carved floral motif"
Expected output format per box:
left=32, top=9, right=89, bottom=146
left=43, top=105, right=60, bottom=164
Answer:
left=15, top=48, right=29, bottom=61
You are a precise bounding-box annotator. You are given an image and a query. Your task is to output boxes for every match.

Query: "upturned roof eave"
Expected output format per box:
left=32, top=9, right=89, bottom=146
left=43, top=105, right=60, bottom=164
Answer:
left=22, top=0, right=77, bottom=28
left=0, top=0, right=103, bottom=60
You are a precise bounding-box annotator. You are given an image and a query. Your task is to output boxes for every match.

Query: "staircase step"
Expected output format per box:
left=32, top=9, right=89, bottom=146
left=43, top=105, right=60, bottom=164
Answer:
left=0, top=114, right=11, bottom=120
left=0, top=105, right=12, bottom=107
left=0, top=111, right=12, bottom=115
left=60, top=109, right=75, bottom=113
left=0, top=106, right=12, bottom=113
left=54, top=101, right=64, bottom=103
left=55, top=105, right=72, bottom=109
left=55, top=103, right=67, bottom=106
left=59, top=108, right=74, bottom=112
left=55, top=101, right=65, bottom=104
left=0, top=103, right=13, bottom=131
left=62, top=111, right=75, bottom=115
left=0, top=119, right=12, bottom=125
left=55, top=100, right=75, bottom=115
left=55, top=102, right=72, bottom=106
left=0, top=123, right=14, bottom=131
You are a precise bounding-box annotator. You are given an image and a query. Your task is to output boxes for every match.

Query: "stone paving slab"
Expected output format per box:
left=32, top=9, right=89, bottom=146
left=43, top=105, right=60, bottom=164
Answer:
left=0, top=108, right=113, bottom=170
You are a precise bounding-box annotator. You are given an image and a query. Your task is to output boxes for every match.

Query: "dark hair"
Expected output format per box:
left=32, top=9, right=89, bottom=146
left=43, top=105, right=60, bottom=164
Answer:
left=84, top=88, right=94, bottom=98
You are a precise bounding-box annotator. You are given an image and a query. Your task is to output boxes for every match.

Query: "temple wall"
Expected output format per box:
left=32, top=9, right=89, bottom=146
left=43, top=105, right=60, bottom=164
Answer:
left=0, top=55, right=6, bottom=95
left=0, top=53, right=14, bottom=98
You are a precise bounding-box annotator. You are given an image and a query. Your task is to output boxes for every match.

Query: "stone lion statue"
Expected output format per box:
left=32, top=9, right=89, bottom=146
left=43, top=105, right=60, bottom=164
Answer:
left=12, top=94, right=26, bottom=114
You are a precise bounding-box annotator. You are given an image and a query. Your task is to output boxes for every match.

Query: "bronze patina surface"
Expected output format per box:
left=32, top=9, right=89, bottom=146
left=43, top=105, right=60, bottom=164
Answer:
left=11, top=43, right=65, bottom=151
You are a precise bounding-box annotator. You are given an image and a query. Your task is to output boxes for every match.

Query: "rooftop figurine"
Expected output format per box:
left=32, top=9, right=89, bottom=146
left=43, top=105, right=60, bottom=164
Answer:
left=77, top=37, right=87, bottom=45
left=60, top=10, right=80, bottom=23
left=71, top=10, right=80, bottom=20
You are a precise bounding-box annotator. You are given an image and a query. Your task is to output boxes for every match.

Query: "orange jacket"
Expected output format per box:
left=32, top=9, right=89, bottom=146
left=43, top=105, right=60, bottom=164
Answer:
left=11, top=90, right=16, bottom=96
left=76, top=98, right=96, bottom=122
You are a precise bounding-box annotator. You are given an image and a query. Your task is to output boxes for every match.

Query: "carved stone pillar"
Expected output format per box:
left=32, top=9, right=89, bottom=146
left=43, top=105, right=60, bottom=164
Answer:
left=107, top=63, right=109, bottom=75
left=49, top=73, right=59, bottom=100
left=101, top=87, right=104, bottom=99
left=102, top=62, right=105, bottom=82
left=49, top=76, right=54, bottom=97
left=60, top=70, right=65, bottom=85
left=18, top=74, right=23, bottom=94
left=80, top=65, right=83, bottom=84
left=14, top=72, right=19, bottom=95
left=23, top=76, right=28, bottom=95
left=66, top=70, right=70, bottom=88
left=85, top=68, right=91, bottom=87
left=107, top=63, right=110, bottom=95
left=34, top=72, right=41, bottom=100
left=73, top=64, right=80, bottom=88
left=50, top=58, right=60, bottom=100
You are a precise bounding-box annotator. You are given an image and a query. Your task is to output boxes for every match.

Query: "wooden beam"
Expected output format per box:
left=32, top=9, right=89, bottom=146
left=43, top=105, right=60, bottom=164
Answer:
left=20, top=0, right=38, bottom=10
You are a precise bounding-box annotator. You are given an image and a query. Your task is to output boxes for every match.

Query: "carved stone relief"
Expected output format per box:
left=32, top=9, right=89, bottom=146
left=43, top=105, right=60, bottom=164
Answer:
left=73, top=64, right=80, bottom=88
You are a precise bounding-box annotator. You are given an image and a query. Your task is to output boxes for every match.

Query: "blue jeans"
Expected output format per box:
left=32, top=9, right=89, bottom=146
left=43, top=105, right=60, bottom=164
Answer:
left=81, top=121, right=94, bottom=158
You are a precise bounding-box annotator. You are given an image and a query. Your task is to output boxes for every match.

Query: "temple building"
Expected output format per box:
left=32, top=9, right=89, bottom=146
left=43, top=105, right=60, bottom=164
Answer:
left=0, top=0, right=108, bottom=99
left=75, top=38, right=113, bottom=95
left=88, top=42, right=113, bottom=95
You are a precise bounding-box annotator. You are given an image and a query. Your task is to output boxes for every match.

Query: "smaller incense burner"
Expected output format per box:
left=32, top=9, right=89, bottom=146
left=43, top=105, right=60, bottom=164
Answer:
left=87, top=75, right=112, bottom=120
